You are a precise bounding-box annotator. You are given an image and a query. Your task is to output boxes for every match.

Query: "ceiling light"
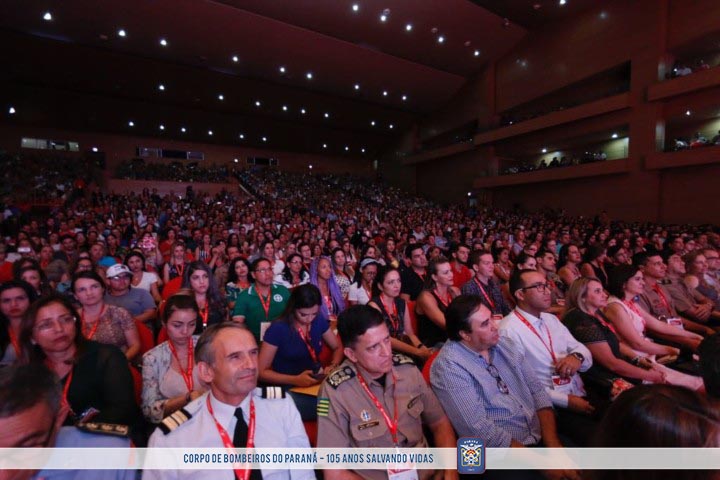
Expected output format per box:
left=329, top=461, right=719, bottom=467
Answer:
left=323, top=143, right=327, bottom=149
left=239, top=133, right=245, bottom=139
left=128, top=120, right=134, bottom=127
left=279, top=66, right=286, bottom=74
left=611, top=133, right=618, bottom=139
left=401, top=95, right=408, bottom=101
left=218, top=94, right=224, bottom=101
left=405, top=24, right=413, bottom=32
left=370, top=120, right=376, bottom=126
left=309, top=164, right=313, bottom=169
left=301, top=108, right=306, bottom=115
left=306, top=72, right=313, bottom=80
left=324, top=112, right=330, bottom=118
left=685, top=110, right=691, bottom=116
left=234, top=158, right=239, bottom=163
left=282, top=105, right=288, bottom=111
left=8, top=107, right=16, bottom=115
left=354, top=84, right=360, bottom=90
left=118, top=29, right=126, bottom=37
left=232, top=55, right=239, bottom=62
left=262, top=136, right=267, bottom=142
left=159, top=38, right=168, bottom=47
left=92, top=147, right=98, bottom=152
left=380, top=14, right=387, bottom=22
left=345, top=146, right=349, bottom=151
left=389, top=124, right=394, bottom=129
left=43, top=12, right=52, bottom=21
left=181, top=127, right=186, bottom=133
left=159, top=124, right=165, bottom=131
left=474, top=50, right=480, bottom=57
left=559, top=0, right=566, bottom=4
left=158, top=84, right=165, bottom=91
left=255, top=100, right=261, bottom=107
left=208, top=130, right=213, bottom=136
left=361, top=148, right=366, bottom=153
left=599, top=11, right=608, bottom=19
left=382, top=90, right=388, bottom=97
left=541, top=148, right=547, bottom=153
left=437, top=35, right=445, bottom=44
left=352, top=4, right=359, bottom=12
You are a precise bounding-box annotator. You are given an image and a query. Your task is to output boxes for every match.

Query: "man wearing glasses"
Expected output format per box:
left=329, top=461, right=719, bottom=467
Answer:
left=499, top=270, right=595, bottom=446
left=430, top=296, right=579, bottom=480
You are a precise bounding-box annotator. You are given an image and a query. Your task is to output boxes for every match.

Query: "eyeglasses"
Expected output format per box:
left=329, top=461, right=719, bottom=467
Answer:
left=254, top=268, right=273, bottom=274
left=35, top=314, right=76, bottom=332
left=486, top=364, right=509, bottom=394
left=520, top=282, right=551, bottom=293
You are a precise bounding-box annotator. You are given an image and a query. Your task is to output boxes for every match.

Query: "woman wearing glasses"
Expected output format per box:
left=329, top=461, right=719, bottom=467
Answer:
left=19, top=294, right=138, bottom=426
left=274, top=253, right=310, bottom=290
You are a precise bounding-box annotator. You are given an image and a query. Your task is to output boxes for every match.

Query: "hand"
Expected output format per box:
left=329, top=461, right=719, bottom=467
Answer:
left=543, top=469, right=582, bottom=480
left=648, top=367, right=666, bottom=384
left=295, top=370, right=321, bottom=387
left=323, top=364, right=339, bottom=374
left=554, top=355, right=582, bottom=378
left=665, top=346, right=681, bottom=356
left=415, top=345, right=433, bottom=359
left=566, top=395, right=595, bottom=415
left=189, top=390, right=204, bottom=402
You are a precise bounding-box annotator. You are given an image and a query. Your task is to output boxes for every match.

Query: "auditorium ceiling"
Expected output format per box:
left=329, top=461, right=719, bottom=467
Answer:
left=0, top=0, right=599, bottom=157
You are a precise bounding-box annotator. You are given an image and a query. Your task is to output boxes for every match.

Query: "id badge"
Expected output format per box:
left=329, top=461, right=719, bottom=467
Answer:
left=260, top=321, right=271, bottom=341
left=666, top=317, right=684, bottom=329
left=551, top=374, right=573, bottom=392
left=388, top=465, right=419, bottom=480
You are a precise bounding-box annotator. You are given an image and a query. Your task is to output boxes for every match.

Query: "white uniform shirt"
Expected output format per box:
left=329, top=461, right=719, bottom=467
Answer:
left=144, top=389, right=315, bottom=480
left=499, top=308, right=592, bottom=408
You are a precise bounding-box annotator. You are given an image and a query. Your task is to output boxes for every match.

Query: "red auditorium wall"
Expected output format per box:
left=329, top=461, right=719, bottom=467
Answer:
left=0, top=124, right=373, bottom=177
left=398, top=0, right=720, bottom=224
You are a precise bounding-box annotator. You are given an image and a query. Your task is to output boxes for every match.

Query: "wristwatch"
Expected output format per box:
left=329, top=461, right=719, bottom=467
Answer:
left=569, top=352, right=584, bottom=362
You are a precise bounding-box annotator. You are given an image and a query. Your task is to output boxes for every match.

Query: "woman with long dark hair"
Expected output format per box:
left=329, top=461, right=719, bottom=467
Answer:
left=415, top=256, right=460, bottom=348
left=225, top=257, right=252, bottom=309
left=0, top=280, right=36, bottom=366
left=274, top=253, right=310, bottom=290
left=181, top=261, right=228, bottom=332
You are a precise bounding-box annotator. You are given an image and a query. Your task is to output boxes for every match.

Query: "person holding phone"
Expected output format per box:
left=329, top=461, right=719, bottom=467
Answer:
left=258, top=284, right=342, bottom=420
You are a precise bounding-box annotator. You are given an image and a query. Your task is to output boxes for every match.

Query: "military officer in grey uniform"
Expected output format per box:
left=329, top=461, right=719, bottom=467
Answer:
left=144, top=322, right=314, bottom=480
left=317, top=305, right=458, bottom=480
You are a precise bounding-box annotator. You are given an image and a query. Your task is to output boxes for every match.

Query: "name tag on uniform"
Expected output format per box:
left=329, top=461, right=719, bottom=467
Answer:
left=551, top=375, right=573, bottom=392
left=666, top=317, right=684, bottom=329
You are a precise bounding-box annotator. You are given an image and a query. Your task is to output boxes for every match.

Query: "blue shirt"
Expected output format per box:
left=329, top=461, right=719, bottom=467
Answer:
left=263, top=316, right=329, bottom=378
left=430, top=336, right=553, bottom=447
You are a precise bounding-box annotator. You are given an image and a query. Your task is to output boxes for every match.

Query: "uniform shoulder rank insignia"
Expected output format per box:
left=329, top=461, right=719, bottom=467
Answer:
left=392, top=353, right=415, bottom=366
left=317, top=397, right=330, bottom=417
left=159, top=407, right=193, bottom=435
left=326, top=365, right=356, bottom=389
left=259, top=386, right=285, bottom=399
left=77, top=422, right=129, bottom=437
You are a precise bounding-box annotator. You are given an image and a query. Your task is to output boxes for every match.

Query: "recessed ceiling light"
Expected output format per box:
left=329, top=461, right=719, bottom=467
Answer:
left=279, top=66, right=286, bottom=74
left=158, top=84, right=165, bottom=91
left=382, top=90, right=388, bottom=97
left=380, top=14, right=388, bottom=22
left=686, top=110, right=691, bottom=116
left=559, top=0, right=566, bottom=4
left=282, top=105, right=288, bottom=111
left=370, top=120, right=376, bottom=126
left=255, top=100, right=261, bottom=107
left=323, top=143, right=328, bottom=148
left=306, top=72, right=313, bottom=80
left=405, top=24, right=413, bottom=31
left=389, top=124, right=394, bottom=129
left=92, top=147, right=98, bottom=152
left=324, top=112, right=330, bottom=118
left=474, top=50, right=480, bottom=57
left=218, top=94, right=224, bottom=101
left=301, top=108, right=306, bottom=115
left=401, top=95, right=408, bottom=101
left=181, top=127, right=186, bottom=133
left=128, top=120, right=134, bottom=127
left=232, top=55, right=239, bottom=63
left=262, top=136, right=267, bottom=142
left=8, top=107, right=16, bottom=115
left=43, top=12, right=52, bottom=21
left=437, top=35, right=445, bottom=44
left=352, top=4, right=359, bottom=12
left=354, top=84, right=360, bottom=90
left=611, top=133, right=618, bottom=139
left=541, top=148, right=547, bottom=153
left=361, top=148, right=366, bottom=153
left=118, top=29, right=126, bottom=37
left=239, top=133, right=245, bottom=139
left=309, top=164, right=313, bottom=169
left=159, top=38, right=168, bottom=47
left=345, top=146, right=349, bottom=151
left=234, top=158, right=239, bottom=163
left=159, top=124, right=165, bottom=131
left=208, top=130, right=213, bottom=136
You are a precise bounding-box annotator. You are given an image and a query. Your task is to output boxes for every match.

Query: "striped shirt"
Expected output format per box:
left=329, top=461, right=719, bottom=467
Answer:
left=430, top=336, right=552, bottom=447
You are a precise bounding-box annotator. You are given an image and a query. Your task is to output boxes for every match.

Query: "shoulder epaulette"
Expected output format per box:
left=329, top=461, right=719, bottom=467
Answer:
left=326, top=365, right=356, bottom=389
left=159, top=407, right=193, bottom=435
left=258, top=386, right=285, bottom=399
left=392, top=353, right=415, bottom=366
left=77, top=422, right=129, bottom=437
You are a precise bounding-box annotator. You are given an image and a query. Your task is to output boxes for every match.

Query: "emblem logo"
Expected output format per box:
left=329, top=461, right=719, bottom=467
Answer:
left=457, top=437, right=485, bottom=474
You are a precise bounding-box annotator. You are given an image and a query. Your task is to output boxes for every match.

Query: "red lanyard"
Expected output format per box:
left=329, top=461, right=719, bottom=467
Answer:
left=206, top=395, right=255, bottom=480
left=356, top=371, right=399, bottom=445
left=175, top=263, right=184, bottom=278
left=515, top=310, right=557, bottom=363
left=652, top=284, right=672, bottom=313
left=594, top=312, right=617, bottom=335
left=624, top=299, right=643, bottom=317
left=7, top=327, right=21, bottom=357
left=80, top=305, right=106, bottom=339
left=415, top=271, right=426, bottom=283
left=257, top=289, right=272, bottom=320
left=380, top=294, right=400, bottom=333
left=199, top=303, right=209, bottom=328
left=296, top=326, right=319, bottom=364
left=169, top=341, right=194, bottom=392
left=362, top=283, right=372, bottom=301
left=474, top=278, right=495, bottom=309
left=433, top=289, right=452, bottom=308
left=323, top=295, right=335, bottom=316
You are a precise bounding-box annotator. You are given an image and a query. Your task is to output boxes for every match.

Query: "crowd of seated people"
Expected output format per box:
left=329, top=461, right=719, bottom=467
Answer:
left=115, top=158, right=244, bottom=183
left=670, top=130, right=720, bottom=151
left=667, top=58, right=714, bottom=79
left=502, top=151, right=609, bottom=175
left=1, top=168, right=720, bottom=478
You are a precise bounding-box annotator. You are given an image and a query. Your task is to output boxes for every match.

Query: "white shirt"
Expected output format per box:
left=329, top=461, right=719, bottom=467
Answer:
left=499, top=308, right=592, bottom=408
left=144, top=390, right=314, bottom=480
left=347, top=282, right=371, bottom=305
